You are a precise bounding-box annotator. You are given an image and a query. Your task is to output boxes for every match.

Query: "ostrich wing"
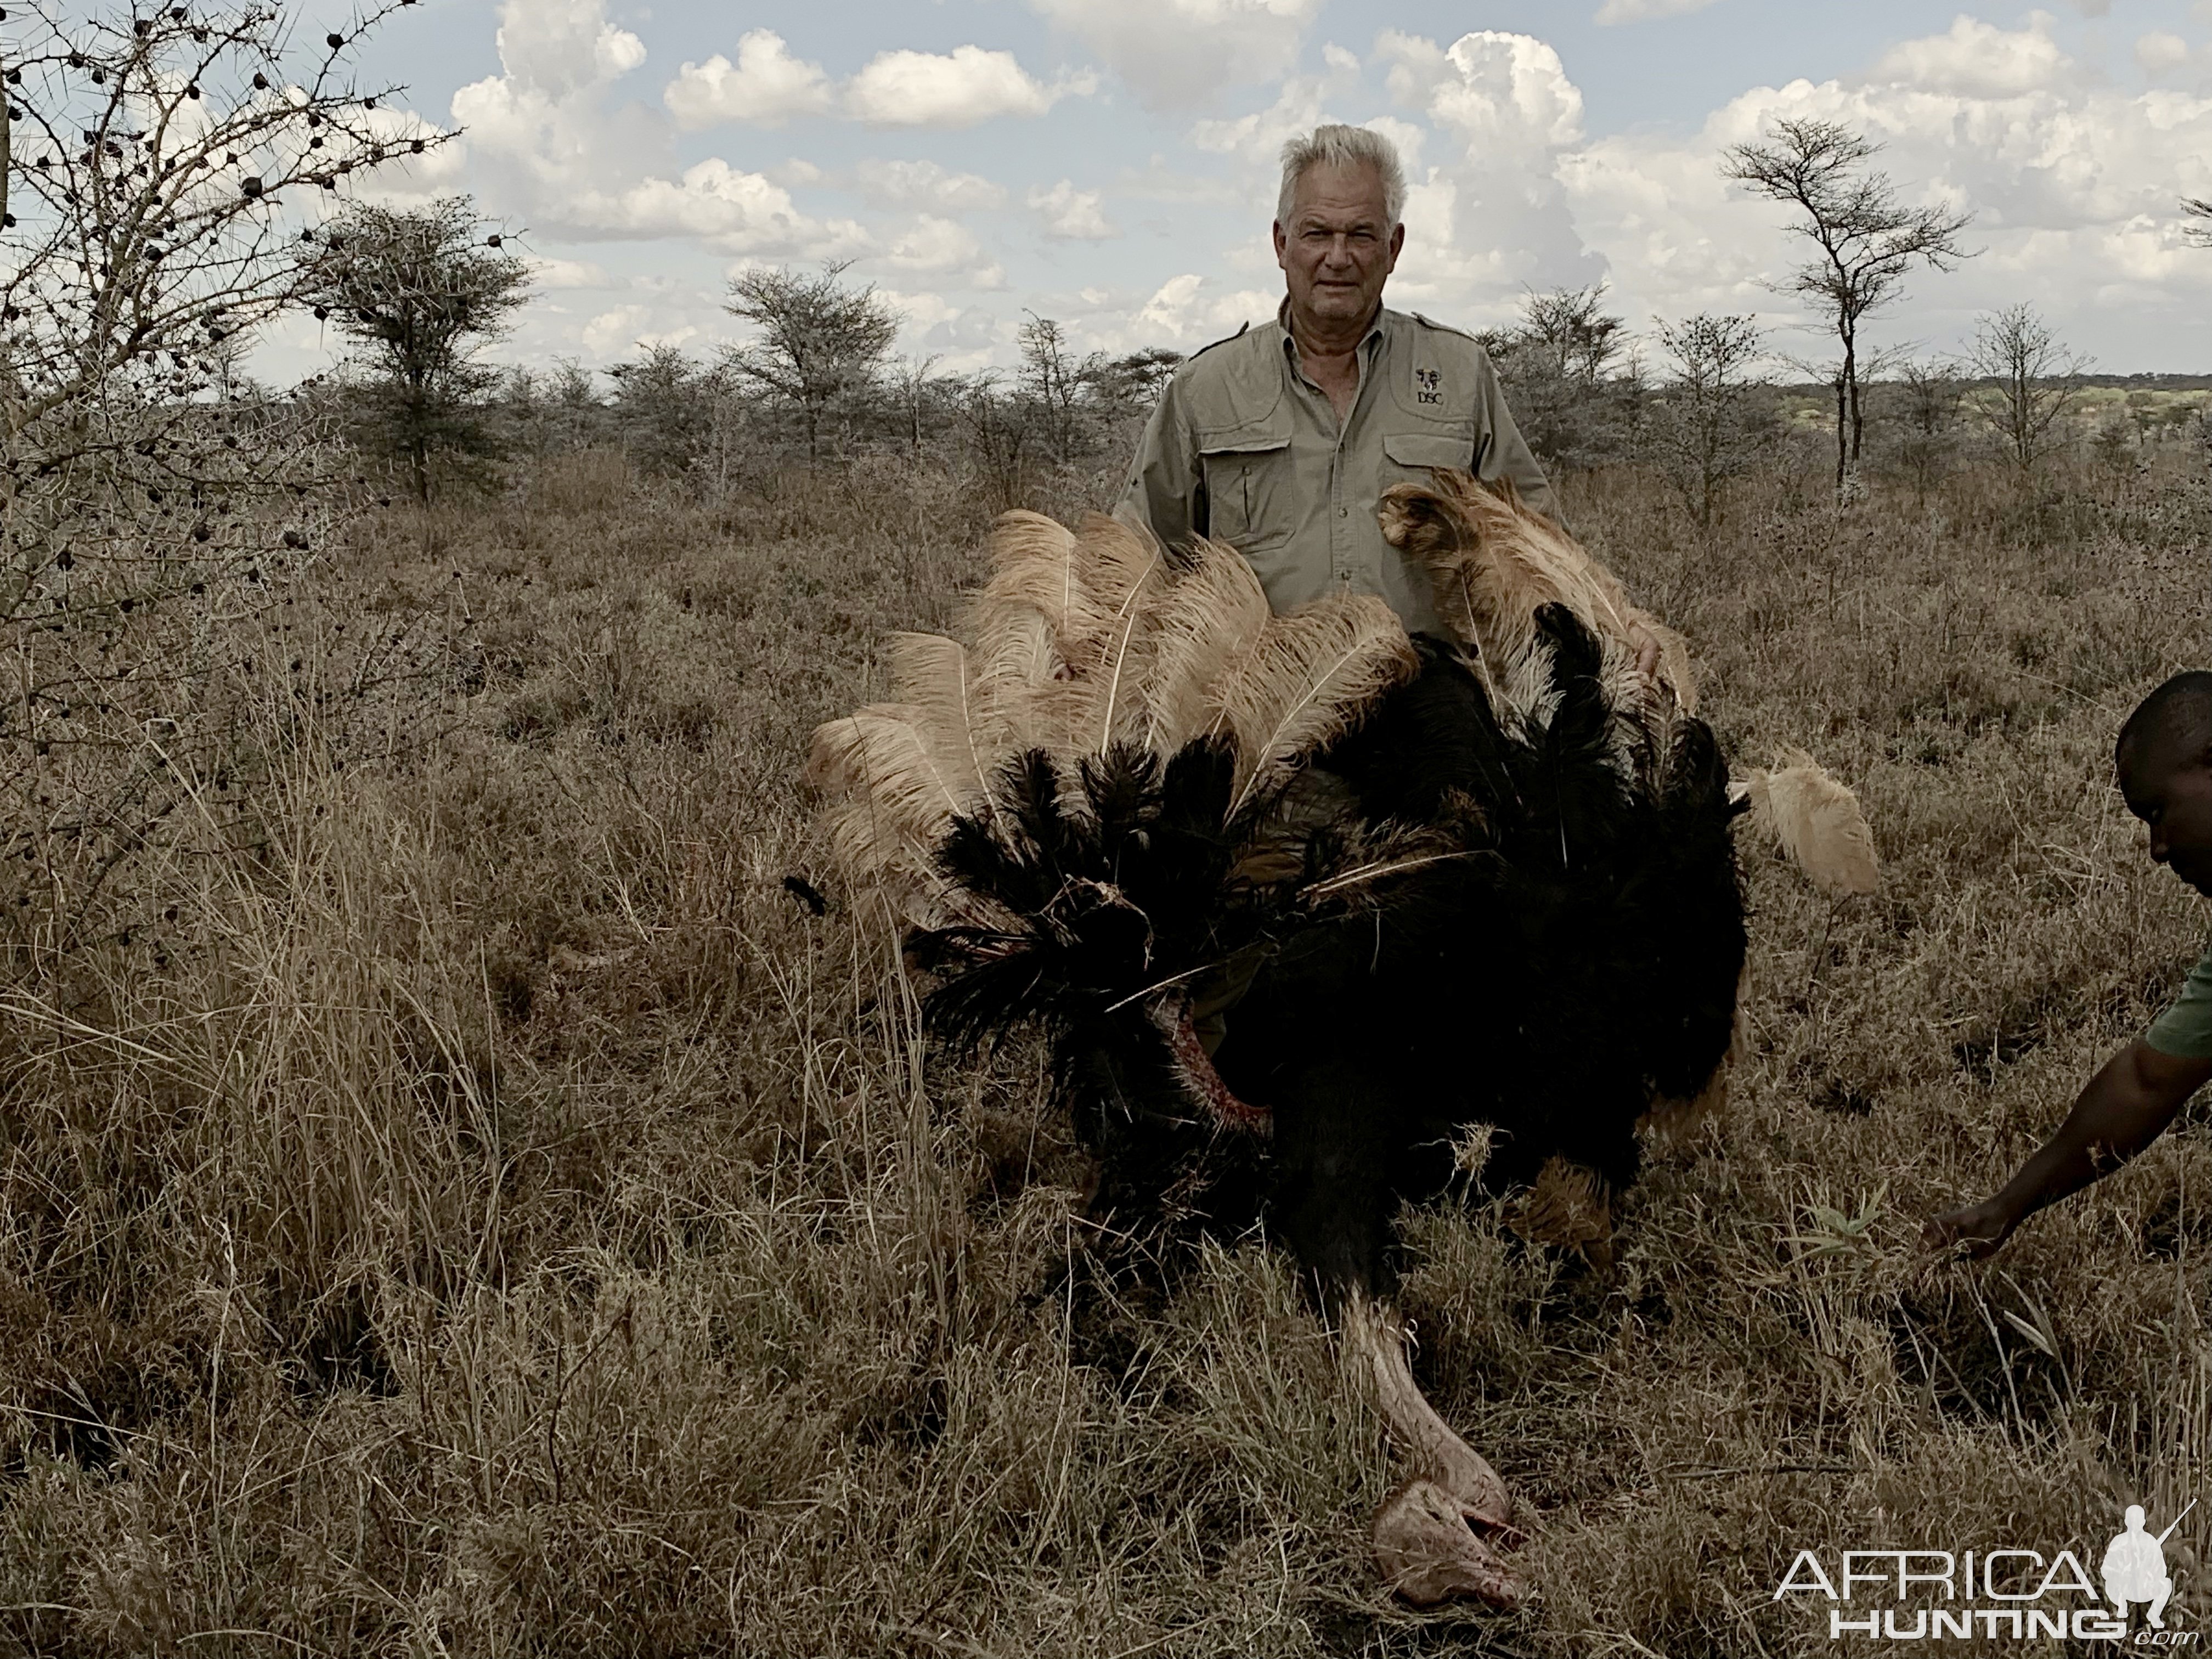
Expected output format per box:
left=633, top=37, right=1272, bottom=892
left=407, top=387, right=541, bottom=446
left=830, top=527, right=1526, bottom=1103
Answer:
left=979, top=511, right=1086, bottom=652
left=884, top=633, right=990, bottom=804
left=1209, top=596, right=1421, bottom=819
left=1382, top=471, right=1700, bottom=717
left=808, top=704, right=1008, bottom=928
left=1137, top=538, right=1272, bottom=754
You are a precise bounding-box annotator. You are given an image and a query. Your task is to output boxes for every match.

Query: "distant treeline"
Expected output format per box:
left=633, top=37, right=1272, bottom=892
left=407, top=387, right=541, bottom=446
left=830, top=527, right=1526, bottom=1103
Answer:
left=315, top=264, right=2204, bottom=533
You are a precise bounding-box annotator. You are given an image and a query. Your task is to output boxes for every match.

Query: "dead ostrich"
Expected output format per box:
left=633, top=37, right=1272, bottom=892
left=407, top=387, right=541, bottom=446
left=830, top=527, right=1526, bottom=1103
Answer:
left=808, top=469, right=1876, bottom=1609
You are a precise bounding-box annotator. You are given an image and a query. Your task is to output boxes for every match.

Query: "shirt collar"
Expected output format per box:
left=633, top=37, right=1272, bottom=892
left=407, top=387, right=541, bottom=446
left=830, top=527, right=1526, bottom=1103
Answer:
left=1277, top=297, right=1387, bottom=363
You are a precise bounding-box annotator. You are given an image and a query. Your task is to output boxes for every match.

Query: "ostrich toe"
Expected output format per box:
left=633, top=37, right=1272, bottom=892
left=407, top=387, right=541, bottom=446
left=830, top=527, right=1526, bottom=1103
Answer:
left=1372, top=1480, right=1527, bottom=1609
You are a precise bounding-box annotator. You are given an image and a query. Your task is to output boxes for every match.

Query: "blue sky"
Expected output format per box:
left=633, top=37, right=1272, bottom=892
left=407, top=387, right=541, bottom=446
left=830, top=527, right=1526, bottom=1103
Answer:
left=273, top=0, right=2212, bottom=380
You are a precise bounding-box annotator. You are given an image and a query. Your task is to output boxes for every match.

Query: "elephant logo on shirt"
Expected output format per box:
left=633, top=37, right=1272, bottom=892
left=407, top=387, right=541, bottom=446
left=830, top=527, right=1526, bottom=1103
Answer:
left=1414, top=366, right=1442, bottom=405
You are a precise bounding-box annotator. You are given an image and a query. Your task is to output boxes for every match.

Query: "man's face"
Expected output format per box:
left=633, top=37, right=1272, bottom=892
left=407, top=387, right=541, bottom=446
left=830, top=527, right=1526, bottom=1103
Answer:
left=1273, top=161, right=1403, bottom=334
left=2120, top=737, right=2212, bottom=896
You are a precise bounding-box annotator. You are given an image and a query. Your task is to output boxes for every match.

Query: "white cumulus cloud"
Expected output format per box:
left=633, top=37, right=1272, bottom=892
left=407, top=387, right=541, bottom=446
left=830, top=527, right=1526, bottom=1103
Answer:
left=491, top=0, right=644, bottom=97
left=1189, top=70, right=1331, bottom=161
left=881, top=289, right=1008, bottom=366
left=347, top=106, right=469, bottom=201
left=529, top=256, right=617, bottom=289
left=452, top=0, right=866, bottom=259
left=854, top=159, right=1009, bottom=212
left=1868, top=12, right=2070, bottom=99
left=2136, top=31, right=2193, bottom=75
left=1374, top=32, right=1598, bottom=309
left=1594, top=0, right=1721, bottom=23
left=884, top=215, right=1008, bottom=287
left=582, top=304, right=655, bottom=354
left=664, top=31, right=835, bottom=129
left=1127, top=272, right=1274, bottom=345
left=1030, top=179, right=1119, bottom=239
left=1026, top=0, right=1324, bottom=111
left=845, top=45, right=1082, bottom=128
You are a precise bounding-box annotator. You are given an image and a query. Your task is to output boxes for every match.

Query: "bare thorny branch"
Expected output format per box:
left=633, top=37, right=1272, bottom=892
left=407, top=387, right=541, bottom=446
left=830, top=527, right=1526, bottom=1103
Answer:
left=1, top=2, right=467, bottom=961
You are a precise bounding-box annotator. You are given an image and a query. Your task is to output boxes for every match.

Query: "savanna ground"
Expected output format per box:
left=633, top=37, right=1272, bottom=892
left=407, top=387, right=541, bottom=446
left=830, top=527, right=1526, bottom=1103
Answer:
left=6, top=431, right=2212, bottom=1658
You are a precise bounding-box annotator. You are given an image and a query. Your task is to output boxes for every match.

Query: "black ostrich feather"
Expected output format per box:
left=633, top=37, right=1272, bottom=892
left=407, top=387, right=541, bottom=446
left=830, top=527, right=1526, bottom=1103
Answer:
left=916, top=737, right=1274, bottom=1058
left=910, top=591, right=1748, bottom=1306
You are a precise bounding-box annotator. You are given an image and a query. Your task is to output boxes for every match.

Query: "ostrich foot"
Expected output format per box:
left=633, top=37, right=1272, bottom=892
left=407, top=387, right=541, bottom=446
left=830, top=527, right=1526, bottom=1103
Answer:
left=1373, top=1480, right=1528, bottom=1610
left=1342, top=1297, right=1516, bottom=1532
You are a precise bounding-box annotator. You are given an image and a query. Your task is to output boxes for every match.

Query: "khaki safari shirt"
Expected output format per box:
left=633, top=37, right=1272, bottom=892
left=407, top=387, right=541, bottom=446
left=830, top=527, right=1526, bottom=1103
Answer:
left=2147, top=939, right=2212, bottom=1057
left=1119, top=302, right=1554, bottom=636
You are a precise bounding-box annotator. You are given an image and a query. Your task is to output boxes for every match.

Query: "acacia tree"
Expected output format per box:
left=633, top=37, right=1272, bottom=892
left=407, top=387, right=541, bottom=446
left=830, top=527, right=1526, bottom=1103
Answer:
left=1723, top=120, right=1973, bottom=494
left=304, top=196, right=529, bottom=504
left=888, top=352, right=947, bottom=461
left=1087, top=345, right=1182, bottom=415
left=1965, top=303, right=2090, bottom=472
left=1482, top=284, right=1641, bottom=473
left=1, top=2, right=447, bottom=953
left=1019, top=312, right=1088, bottom=465
left=501, top=357, right=602, bottom=460
left=1646, top=314, right=1768, bottom=529
left=723, top=261, right=897, bottom=464
left=1885, top=357, right=1967, bottom=501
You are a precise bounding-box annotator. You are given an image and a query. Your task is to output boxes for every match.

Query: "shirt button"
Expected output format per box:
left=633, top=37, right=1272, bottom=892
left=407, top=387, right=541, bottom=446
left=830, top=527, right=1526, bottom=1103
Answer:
left=1339, top=506, right=1348, bottom=517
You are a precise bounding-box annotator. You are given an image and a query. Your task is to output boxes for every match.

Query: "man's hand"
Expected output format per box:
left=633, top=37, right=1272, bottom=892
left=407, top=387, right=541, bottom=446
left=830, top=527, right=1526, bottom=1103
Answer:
left=1628, top=619, right=1661, bottom=681
left=1920, top=1039, right=2212, bottom=1263
left=1921, top=1195, right=2020, bottom=1260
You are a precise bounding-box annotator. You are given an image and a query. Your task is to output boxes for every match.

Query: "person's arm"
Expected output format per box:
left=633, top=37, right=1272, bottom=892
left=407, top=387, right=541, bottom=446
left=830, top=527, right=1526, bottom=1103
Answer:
left=1923, top=1036, right=2212, bottom=1258
left=1468, top=347, right=1556, bottom=522
left=1118, top=379, right=1201, bottom=551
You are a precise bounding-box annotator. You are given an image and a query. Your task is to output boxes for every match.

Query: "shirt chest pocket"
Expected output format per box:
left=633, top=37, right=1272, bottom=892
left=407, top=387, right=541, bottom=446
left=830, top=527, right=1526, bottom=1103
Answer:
left=1381, top=431, right=1476, bottom=488
left=1200, top=428, right=1293, bottom=549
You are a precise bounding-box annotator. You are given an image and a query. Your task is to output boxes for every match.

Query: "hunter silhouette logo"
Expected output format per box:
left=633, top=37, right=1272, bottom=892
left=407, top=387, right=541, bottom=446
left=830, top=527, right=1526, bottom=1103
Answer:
left=1774, top=1503, right=2202, bottom=1643
left=1414, top=366, right=1442, bottom=405
left=2104, top=1503, right=2192, bottom=1629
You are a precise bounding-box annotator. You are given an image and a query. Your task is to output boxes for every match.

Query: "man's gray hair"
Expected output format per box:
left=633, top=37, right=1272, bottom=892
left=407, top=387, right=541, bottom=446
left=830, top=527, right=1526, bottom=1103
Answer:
left=1277, top=124, right=1407, bottom=229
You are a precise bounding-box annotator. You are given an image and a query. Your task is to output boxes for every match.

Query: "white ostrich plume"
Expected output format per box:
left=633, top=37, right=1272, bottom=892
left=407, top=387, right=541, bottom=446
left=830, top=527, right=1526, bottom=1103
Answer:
left=806, top=509, right=1418, bottom=926
left=1734, top=750, right=1881, bottom=899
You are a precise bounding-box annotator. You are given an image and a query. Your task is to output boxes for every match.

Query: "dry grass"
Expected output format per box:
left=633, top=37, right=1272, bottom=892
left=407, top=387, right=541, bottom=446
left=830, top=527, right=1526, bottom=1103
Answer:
left=5, top=438, right=2212, bottom=1656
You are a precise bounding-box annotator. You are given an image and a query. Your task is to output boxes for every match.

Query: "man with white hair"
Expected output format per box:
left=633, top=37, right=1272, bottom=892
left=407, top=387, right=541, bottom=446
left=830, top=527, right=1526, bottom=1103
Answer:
left=1120, top=122, right=1554, bottom=637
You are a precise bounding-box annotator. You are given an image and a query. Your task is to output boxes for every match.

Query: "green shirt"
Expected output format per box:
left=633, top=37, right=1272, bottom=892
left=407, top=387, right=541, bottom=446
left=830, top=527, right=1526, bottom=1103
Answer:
left=1118, top=302, right=1554, bottom=637
left=2147, top=939, right=2212, bottom=1058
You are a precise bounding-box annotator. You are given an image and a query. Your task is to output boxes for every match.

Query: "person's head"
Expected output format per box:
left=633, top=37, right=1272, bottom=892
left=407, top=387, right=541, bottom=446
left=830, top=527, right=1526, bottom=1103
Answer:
left=1273, top=125, right=1407, bottom=337
left=2117, top=672, right=2212, bottom=895
left=2128, top=1504, right=2148, bottom=1530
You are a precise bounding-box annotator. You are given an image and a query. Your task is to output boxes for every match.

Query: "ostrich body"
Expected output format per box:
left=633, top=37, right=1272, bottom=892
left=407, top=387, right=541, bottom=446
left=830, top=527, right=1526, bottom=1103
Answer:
left=809, top=471, right=1863, bottom=1606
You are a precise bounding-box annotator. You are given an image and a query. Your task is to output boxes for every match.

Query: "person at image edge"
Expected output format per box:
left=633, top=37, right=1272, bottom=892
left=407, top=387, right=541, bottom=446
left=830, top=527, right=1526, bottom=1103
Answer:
left=1928, top=673, right=2212, bottom=1256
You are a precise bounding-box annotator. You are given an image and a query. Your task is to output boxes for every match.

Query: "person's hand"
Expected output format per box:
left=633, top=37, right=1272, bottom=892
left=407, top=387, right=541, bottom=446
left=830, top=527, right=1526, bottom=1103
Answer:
left=1921, top=1195, right=2020, bottom=1260
left=1627, top=619, right=1662, bottom=681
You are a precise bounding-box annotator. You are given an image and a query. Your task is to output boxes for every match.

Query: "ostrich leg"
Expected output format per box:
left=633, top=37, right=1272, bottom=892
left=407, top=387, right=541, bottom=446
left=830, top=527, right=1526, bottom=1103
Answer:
left=1342, top=1296, right=1527, bottom=1609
